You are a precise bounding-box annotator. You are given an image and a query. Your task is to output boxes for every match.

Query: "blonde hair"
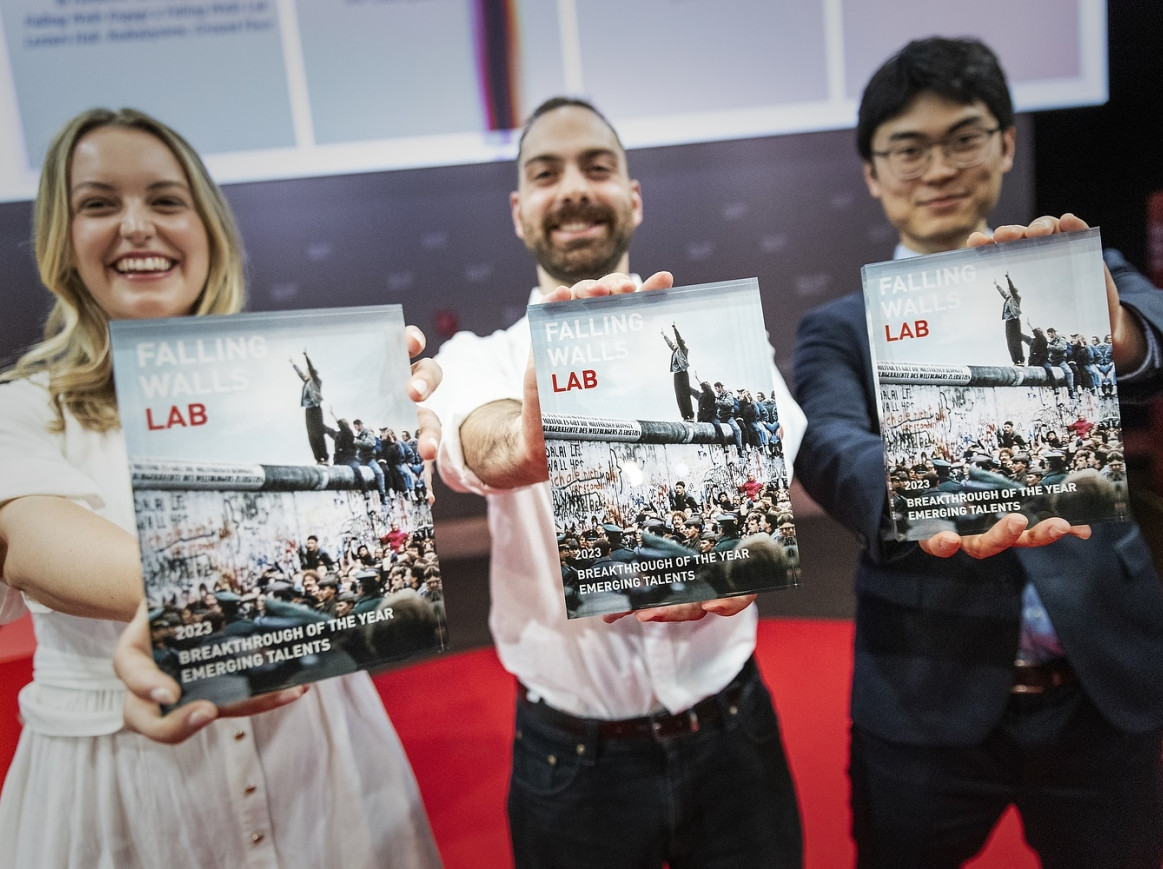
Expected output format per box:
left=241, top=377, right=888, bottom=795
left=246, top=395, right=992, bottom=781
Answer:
left=2, top=108, right=246, bottom=431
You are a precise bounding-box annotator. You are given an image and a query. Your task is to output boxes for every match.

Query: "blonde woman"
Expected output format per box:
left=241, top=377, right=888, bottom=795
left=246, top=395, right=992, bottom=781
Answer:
left=0, top=108, right=443, bottom=868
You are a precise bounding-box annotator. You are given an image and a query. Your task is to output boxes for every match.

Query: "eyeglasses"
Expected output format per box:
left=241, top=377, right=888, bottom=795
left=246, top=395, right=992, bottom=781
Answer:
left=872, top=127, right=1001, bottom=180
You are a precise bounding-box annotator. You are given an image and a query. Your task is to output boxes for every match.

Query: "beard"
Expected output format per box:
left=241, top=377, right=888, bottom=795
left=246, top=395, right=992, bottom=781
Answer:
left=524, top=201, right=635, bottom=284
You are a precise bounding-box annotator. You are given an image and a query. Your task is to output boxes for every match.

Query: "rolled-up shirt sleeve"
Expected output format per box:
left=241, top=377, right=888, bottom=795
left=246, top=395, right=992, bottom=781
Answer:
left=424, top=318, right=531, bottom=496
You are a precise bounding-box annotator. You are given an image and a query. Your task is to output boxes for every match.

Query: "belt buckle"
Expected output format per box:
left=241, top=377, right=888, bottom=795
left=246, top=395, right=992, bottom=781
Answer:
left=649, top=708, right=699, bottom=742
left=1011, top=660, right=1073, bottom=695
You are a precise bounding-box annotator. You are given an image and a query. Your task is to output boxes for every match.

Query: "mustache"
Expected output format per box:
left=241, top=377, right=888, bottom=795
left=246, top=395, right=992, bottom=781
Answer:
left=544, top=202, right=613, bottom=229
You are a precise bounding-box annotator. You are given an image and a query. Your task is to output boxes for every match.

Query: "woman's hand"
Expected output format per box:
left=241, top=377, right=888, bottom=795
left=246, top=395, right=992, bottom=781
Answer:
left=114, top=601, right=308, bottom=744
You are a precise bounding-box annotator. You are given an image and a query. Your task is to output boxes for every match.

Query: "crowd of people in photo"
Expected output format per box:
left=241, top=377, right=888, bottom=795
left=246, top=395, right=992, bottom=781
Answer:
left=562, top=476, right=797, bottom=554
left=151, top=524, right=442, bottom=624
left=887, top=411, right=1129, bottom=531
left=147, top=524, right=446, bottom=694
left=326, top=415, right=430, bottom=508
left=689, top=373, right=785, bottom=456
left=556, top=473, right=800, bottom=614
left=1022, top=325, right=1117, bottom=403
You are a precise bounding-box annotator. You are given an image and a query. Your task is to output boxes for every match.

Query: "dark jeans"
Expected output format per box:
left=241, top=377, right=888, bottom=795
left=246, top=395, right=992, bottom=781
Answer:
left=348, top=458, right=386, bottom=501
left=717, top=416, right=743, bottom=452
left=1042, top=360, right=1075, bottom=395
left=507, top=658, right=802, bottom=869
left=850, top=686, right=1163, bottom=869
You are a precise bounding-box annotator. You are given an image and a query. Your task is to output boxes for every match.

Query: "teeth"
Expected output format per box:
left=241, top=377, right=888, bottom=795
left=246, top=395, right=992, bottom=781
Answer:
left=558, top=222, right=594, bottom=232
left=116, top=256, right=173, bottom=273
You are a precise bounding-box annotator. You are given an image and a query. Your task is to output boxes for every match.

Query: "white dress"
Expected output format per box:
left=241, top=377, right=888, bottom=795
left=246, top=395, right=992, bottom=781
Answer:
left=0, top=378, right=443, bottom=869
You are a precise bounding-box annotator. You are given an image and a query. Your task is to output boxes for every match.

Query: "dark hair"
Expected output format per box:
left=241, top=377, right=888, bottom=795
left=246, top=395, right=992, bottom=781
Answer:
left=517, top=96, right=623, bottom=164
left=856, top=37, right=1013, bottom=161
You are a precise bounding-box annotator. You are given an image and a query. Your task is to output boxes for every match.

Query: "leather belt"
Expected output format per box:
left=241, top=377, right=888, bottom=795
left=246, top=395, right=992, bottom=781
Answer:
left=518, top=657, right=754, bottom=742
left=1012, top=659, right=1077, bottom=694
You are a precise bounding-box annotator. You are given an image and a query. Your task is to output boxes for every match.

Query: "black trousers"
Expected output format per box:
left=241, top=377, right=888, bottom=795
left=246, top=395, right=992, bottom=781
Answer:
left=304, top=405, right=327, bottom=462
left=673, top=370, right=693, bottom=420
left=1004, top=317, right=1024, bottom=364
left=850, top=685, right=1163, bottom=869
left=508, top=658, right=803, bottom=869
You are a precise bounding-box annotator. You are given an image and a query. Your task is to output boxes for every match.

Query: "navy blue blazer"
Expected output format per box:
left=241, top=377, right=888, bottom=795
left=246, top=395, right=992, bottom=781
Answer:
left=793, top=250, right=1163, bottom=745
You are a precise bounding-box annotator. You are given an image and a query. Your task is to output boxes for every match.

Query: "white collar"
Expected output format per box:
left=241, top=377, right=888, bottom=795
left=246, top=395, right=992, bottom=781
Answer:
left=893, top=230, right=993, bottom=261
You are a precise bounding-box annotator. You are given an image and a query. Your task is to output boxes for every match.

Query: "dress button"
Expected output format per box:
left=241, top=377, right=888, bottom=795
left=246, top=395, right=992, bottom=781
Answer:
left=234, top=730, right=246, bottom=741
left=251, top=832, right=264, bottom=844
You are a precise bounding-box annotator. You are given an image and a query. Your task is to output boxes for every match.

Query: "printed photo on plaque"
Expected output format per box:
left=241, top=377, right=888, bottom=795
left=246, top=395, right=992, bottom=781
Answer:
left=110, top=306, right=447, bottom=706
left=862, top=228, right=1127, bottom=541
left=527, top=278, right=800, bottom=618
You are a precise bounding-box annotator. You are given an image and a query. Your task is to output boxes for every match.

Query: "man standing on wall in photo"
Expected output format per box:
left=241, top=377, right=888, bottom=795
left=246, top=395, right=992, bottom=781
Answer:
left=793, top=37, right=1163, bottom=868
left=425, top=96, right=806, bottom=869
left=661, top=322, right=695, bottom=421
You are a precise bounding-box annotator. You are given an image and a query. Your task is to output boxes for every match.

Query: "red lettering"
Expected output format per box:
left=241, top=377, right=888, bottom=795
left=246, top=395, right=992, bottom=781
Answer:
left=552, top=371, right=599, bottom=392
left=145, top=404, right=208, bottom=430
left=886, top=321, right=929, bottom=342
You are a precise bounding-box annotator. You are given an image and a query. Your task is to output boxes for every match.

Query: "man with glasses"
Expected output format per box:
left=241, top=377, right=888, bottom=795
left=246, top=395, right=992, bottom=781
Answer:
left=857, top=40, right=1012, bottom=258
left=794, top=37, right=1163, bottom=867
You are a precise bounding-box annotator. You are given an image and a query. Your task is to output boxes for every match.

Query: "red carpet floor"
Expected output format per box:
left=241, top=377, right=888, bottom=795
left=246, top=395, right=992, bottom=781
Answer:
left=375, top=618, right=1037, bottom=869
left=0, top=614, right=35, bottom=781
left=0, top=615, right=1035, bottom=867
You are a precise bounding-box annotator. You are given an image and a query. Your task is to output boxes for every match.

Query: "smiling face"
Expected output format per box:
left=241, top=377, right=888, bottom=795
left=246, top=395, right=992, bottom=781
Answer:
left=511, top=105, right=642, bottom=291
left=68, top=126, right=210, bottom=321
left=863, top=92, right=1014, bottom=255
